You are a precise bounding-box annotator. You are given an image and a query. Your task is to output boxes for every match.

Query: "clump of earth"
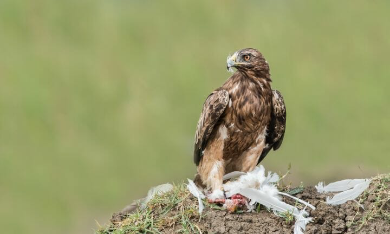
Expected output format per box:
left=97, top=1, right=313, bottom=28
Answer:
left=100, top=174, right=390, bottom=234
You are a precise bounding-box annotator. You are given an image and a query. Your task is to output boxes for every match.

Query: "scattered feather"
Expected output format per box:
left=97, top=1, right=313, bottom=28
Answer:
left=240, top=188, right=300, bottom=216
left=264, top=171, right=280, bottom=184
left=187, top=179, right=206, bottom=213
left=279, top=192, right=315, bottom=210
left=325, top=179, right=371, bottom=205
left=223, top=171, right=246, bottom=180
left=316, top=179, right=367, bottom=193
left=141, top=183, right=173, bottom=209
left=294, top=209, right=313, bottom=234
left=187, top=166, right=314, bottom=234
left=223, top=165, right=278, bottom=198
left=245, top=200, right=256, bottom=212
left=240, top=187, right=312, bottom=234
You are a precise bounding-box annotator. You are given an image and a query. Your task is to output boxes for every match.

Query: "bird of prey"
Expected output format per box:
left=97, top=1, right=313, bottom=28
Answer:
left=193, top=48, right=286, bottom=201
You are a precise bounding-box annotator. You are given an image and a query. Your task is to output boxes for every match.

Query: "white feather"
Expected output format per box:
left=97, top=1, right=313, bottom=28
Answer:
left=294, top=209, right=313, bottom=234
left=278, top=192, right=315, bottom=210
left=187, top=179, right=206, bottom=213
left=223, top=171, right=246, bottom=180
left=226, top=166, right=313, bottom=234
left=224, top=165, right=277, bottom=197
left=240, top=186, right=313, bottom=234
left=264, top=171, right=280, bottom=184
left=188, top=166, right=314, bottom=234
left=239, top=188, right=301, bottom=216
left=141, top=183, right=173, bottom=209
left=325, top=179, right=371, bottom=205
left=316, top=179, right=367, bottom=193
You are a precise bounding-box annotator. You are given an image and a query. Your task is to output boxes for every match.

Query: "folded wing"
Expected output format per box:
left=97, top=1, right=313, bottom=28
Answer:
left=258, top=89, right=286, bottom=164
left=194, top=90, right=229, bottom=165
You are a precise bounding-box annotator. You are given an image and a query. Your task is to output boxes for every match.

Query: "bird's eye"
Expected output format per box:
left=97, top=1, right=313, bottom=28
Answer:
left=244, top=55, right=250, bottom=61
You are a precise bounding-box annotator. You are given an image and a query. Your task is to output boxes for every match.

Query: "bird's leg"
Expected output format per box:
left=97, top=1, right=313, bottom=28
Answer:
left=198, top=158, right=225, bottom=203
left=194, top=173, right=225, bottom=203
left=206, top=166, right=225, bottom=204
left=203, top=160, right=225, bottom=204
left=197, top=127, right=227, bottom=203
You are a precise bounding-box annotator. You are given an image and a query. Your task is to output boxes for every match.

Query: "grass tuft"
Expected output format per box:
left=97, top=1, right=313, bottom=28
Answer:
left=97, top=183, right=202, bottom=234
left=346, top=174, right=390, bottom=230
left=97, top=173, right=390, bottom=233
left=280, top=210, right=295, bottom=225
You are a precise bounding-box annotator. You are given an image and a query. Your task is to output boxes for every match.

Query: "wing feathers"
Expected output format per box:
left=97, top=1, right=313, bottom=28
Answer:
left=194, top=90, right=229, bottom=165
left=258, top=89, right=286, bottom=163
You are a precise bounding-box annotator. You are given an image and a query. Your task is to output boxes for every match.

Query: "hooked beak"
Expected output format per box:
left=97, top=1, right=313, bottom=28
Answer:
left=227, top=52, right=238, bottom=72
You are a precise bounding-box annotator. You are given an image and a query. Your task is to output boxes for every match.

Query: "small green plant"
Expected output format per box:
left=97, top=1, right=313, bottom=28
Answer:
left=346, top=174, right=390, bottom=231
left=285, top=182, right=305, bottom=196
left=280, top=210, right=295, bottom=224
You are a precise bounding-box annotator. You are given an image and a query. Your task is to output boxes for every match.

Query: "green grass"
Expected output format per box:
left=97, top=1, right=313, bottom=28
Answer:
left=97, top=183, right=201, bottom=234
left=280, top=210, right=295, bottom=225
left=99, top=174, right=390, bottom=233
left=1, top=0, right=390, bottom=233
left=347, top=173, right=390, bottom=230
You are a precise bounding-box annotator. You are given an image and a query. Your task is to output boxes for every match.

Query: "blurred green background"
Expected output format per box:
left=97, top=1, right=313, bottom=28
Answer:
left=1, top=0, right=389, bottom=233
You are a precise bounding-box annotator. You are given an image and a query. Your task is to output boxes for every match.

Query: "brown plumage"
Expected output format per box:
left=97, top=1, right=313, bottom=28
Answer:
left=193, top=48, right=286, bottom=199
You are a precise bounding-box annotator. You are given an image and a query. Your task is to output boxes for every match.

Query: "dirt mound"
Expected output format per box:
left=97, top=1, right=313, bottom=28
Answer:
left=98, top=174, right=390, bottom=234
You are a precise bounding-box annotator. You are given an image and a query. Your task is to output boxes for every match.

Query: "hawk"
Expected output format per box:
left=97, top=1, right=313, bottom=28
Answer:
left=193, top=48, right=286, bottom=200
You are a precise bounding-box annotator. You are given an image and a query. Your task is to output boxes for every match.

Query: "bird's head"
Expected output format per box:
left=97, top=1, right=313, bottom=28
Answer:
left=227, top=48, right=270, bottom=79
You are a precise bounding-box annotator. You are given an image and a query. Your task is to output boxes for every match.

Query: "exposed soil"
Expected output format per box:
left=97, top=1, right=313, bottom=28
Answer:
left=109, top=184, right=390, bottom=234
